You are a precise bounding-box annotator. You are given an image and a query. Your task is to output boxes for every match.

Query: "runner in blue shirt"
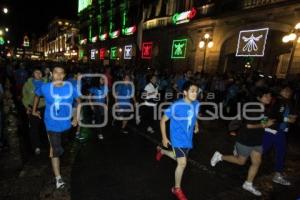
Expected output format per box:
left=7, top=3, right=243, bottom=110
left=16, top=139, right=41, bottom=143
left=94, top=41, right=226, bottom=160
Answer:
left=32, top=65, right=80, bottom=189
left=114, top=74, right=136, bottom=134
left=89, top=76, right=109, bottom=140
left=156, top=81, right=200, bottom=200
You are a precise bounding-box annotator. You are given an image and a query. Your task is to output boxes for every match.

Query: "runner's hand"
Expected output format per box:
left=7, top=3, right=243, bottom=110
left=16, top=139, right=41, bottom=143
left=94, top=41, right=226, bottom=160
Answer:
left=32, top=111, right=41, bottom=119
left=265, top=119, right=275, bottom=128
left=72, top=118, right=78, bottom=127
left=194, top=125, right=199, bottom=134
left=162, top=138, right=171, bottom=148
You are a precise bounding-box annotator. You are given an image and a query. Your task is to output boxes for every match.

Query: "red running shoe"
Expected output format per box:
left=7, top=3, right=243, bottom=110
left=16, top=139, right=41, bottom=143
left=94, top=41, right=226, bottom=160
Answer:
left=171, top=187, right=188, bottom=200
left=155, top=146, right=163, bottom=161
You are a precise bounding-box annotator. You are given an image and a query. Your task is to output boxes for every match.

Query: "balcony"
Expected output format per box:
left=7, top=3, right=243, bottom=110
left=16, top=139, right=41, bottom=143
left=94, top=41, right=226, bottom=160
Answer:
left=143, top=17, right=172, bottom=30
left=242, top=0, right=288, bottom=9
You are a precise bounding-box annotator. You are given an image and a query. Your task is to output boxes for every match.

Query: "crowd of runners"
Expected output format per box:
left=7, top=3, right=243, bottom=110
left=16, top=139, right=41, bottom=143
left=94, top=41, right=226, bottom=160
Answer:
left=0, top=59, right=299, bottom=199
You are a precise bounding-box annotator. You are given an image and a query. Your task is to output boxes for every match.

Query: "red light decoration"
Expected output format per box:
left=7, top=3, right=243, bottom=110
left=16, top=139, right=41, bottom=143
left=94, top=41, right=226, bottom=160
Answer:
left=100, top=48, right=106, bottom=60
left=142, top=42, right=153, bottom=59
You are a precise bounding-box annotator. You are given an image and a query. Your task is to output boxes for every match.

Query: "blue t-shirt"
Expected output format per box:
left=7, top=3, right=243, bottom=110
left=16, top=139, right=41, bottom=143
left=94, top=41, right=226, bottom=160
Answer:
left=116, top=84, right=133, bottom=108
left=35, top=82, right=79, bottom=133
left=164, top=99, right=200, bottom=148
left=32, top=79, right=44, bottom=90
left=89, top=85, right=109, bottom=103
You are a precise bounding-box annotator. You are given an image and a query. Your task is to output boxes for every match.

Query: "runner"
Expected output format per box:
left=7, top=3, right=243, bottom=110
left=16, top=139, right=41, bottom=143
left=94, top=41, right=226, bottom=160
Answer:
left=114, top=74, right=136, bottom=134
left=210, top=88, right=274, bottom=196
left=156, top=81, right=200, bottom=200
left=89, top=76, right=109, bottom=140
left=263, top=85, right=297, bottom=185
left=32, top=65, right=80, bottom=189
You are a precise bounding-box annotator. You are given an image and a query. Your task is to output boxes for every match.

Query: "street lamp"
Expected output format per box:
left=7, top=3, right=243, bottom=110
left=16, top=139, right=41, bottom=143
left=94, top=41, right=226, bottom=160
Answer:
left=282, top=22, right=300, bottom=76
left=3, top=7, right=8, bottom=14
left=5, top=28, right=9, bottom=32
left=199, top=33, right=213, bottom=72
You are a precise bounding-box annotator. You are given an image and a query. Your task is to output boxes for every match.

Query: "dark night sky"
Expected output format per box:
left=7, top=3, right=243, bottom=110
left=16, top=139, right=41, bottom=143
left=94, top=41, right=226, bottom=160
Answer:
left=10, top=0, right=77, bottom=46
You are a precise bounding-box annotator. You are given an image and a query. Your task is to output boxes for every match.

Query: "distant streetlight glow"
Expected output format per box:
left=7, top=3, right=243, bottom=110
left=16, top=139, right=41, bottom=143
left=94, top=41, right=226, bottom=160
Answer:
left=5, top=28, right=9, bottom=32
left=3, top=7, right=8, bottom=14
left=208, top=41, right=214, bottom=48
left=282, top=35, right=290, bottom=43
left=199, top=41, right=205, bottom=48
left=0, top=30, right=3, bottom=36
left=288, top=33, right=297, bottom=41
left=204, top=33, right=210, bottom=39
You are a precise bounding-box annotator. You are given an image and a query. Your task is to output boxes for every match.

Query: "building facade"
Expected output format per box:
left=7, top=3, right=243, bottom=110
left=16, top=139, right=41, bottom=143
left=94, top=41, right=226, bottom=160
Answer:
left=36, top=18, right=79, bottom=61
left=78, top=0, right=300, bottom=77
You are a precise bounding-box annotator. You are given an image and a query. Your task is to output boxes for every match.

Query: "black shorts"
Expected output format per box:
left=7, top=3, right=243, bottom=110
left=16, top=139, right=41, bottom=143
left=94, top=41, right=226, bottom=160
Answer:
left=173, top=147, right=190, bottom=158
left=47, top=130, right=69, bottom=158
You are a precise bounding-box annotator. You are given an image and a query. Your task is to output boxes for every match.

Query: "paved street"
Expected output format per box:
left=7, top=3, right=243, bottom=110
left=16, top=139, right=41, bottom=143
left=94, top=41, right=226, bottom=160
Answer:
left=71, top=121, right=300, bottom=200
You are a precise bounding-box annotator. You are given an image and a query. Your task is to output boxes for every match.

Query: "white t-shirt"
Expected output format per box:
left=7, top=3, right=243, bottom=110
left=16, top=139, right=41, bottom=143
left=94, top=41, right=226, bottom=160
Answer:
left=144, top=83, right=158, bottom=106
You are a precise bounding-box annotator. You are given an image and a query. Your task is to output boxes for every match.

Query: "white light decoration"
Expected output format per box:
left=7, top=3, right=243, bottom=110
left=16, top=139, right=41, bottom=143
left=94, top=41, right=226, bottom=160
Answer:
left=3, top=8, right=8, bottom=14
left=119, top=48, right=122, bottom=52
left=295, top=23, right=300, bottom=30
left=91, top=49, right=96, bottom=60
left=204, top=33, right=210, bottom=39
left=208, top=41, right=214, bottom=48
left=288, top=33, right=297, bottom=41
left=282, top=35, right=290, bottom=43
left=236, top=28, right=269, bottom=57
left=124, top=45, right=133, bottom=59
left=199, top=41, right=205, bottom=49
left=5, top=28, right=9, bottom=32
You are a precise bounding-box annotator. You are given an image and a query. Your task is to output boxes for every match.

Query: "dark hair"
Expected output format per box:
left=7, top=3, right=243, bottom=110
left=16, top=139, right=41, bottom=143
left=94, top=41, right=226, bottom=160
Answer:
left=256, top=87, right=271, bottom=98
left=182, top=81, right=198, bottom=92
left=52, top=65, right=66, bottom=72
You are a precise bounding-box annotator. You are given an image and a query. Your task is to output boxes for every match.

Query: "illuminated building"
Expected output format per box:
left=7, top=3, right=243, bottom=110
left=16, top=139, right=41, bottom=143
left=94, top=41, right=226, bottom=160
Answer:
left=36, top=18, right=79, bottom=61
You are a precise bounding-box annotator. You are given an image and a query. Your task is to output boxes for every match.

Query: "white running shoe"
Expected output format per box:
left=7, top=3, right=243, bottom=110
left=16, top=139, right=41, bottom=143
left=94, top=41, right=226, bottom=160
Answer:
left=272, top=174, right=291, bottom=186
left=98, top=134, right=104, bottom=140
left=34, top=148, right=41, bottom=155
left=210, top=151, right=222, bottom=167
left=56, top=178, right=65, bottom=189
left=242, top=182, right=262, bottom=196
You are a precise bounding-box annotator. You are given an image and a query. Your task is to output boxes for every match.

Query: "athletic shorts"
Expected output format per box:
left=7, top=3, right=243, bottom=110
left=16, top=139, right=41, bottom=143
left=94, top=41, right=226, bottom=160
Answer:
left=47, top=130, right=69, bottom=158
left=173, top=147, right=190, bottom=158
left=235, top=142, right=262, bottom=158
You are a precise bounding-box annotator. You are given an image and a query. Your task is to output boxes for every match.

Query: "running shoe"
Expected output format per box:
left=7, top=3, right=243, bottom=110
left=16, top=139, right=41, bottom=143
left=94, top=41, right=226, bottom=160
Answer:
left=171, top=187, right=188, bottom=200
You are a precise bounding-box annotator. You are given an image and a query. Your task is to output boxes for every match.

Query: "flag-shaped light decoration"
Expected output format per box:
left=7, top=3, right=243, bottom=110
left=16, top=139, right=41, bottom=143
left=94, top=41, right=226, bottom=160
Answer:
left=92, top=36, right=98, bottom=43
left=124, top=45, right=133, bottom=59
left=122, top=25, right=137, bottom=36
left=172, top=8, right=197, bottom=25
left=100, top=33, right=108, bottom=41
left=80, top=38, right=87, bottom=45
left=142, top=42, right=153, bottom=59
left=99, top=48, right=106, bottom=60
left=109, top=30, right=120, bottom=39
left=110, top=47, right=118, bottom=59
left=171, top=39, right=187, bottom=59
left=0, top=37, right=5, bottom=45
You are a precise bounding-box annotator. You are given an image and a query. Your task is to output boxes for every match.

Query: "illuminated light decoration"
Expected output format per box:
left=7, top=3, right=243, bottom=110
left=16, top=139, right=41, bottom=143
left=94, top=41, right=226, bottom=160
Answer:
left=80, top=39, right=87, bottom=45
left=109, top=30, right=120, bottom=39
left=92, top=36, right=98, bottom=43
left=122, top=25, right=137, bottom=36
left=91, top=49, right=97, bottom=60
left=124, top=45, right=133, bottom=59
left=171, top=39, right=187, bottom=59
left=172, top=7, right=197, bottom=25
left=100, top=33, right=108, bottom=41
left=99, top=48, right=106, bottom=60
left=0, top=37, right=5, bottom=45
left=236, top=28, right=269, bottom=57
left=110, top=47, right=118, bottom=60
left=78, top=0, right=92, bottom=13
left=79, top=50, right=84, bottom=59
left=142, top=42, right=153, bottom=59
left=23, top=36, right=30, bottom=47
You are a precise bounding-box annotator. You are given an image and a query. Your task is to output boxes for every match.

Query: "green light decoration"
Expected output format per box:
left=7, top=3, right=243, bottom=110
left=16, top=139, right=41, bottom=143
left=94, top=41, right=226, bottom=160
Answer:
left=110, top=47, right=117, bottom=59
left=122, top=25, right=137, bottom=36
left=89, top=25, right=92, bottom=42
left=109, top=30, right=120, bottom=39
left=78, top=0, right=92, bottom=13
left=79, top=49, right=84, bottom=59
left=171, top=39, right=188, bottom=59
left=100, top=33, right=108, bottom=41
left=92, top=36, right=98, bottom=43
left=0, top=37, right=5, bottom=45
left=172, top=8, right=197, bottom=25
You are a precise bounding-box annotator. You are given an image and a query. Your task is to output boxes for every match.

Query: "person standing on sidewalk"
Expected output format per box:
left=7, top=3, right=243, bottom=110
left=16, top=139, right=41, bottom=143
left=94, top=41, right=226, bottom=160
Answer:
left=22, top=68, right=47, bottom=155
left=211, top=88, right=274, bottom=196
left=32, top=65, right=80, bottom=189
left=141, top=74, right=159, bottom=134
left=263, top=85, right=297, bottom=186
left=156, top=81, right=200, bottom=200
